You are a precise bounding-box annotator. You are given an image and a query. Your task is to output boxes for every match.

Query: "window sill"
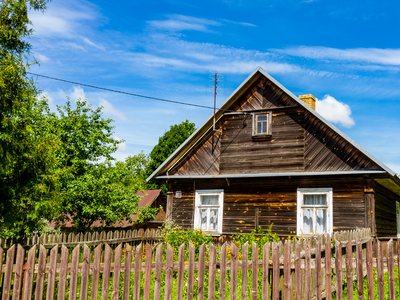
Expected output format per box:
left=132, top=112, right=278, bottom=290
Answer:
left=252, top=134, right=272, bottom=140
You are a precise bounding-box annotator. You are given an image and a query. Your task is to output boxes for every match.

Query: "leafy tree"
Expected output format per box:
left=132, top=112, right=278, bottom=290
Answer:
left=0, top=0, right=60, bottom=239
left=35, top=100, right=158, bottom=232
left=146, top=120, right=196, bottom=183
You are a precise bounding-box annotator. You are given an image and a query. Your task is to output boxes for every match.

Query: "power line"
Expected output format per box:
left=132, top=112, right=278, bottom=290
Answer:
left=28, top=72, right=232, bottom=112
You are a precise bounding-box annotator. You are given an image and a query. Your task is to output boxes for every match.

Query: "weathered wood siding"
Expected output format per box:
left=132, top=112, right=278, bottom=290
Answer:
left=375, top=183, right=398, bottom=237
left=304, top=112, right=382, bottom=172
left=219, top=111, right=305, bottom=174
left=170, top=128, right=221, bottom=175
left=170, top=176, right=366, bottom=236
left=168, top=76, right=383, bottom=177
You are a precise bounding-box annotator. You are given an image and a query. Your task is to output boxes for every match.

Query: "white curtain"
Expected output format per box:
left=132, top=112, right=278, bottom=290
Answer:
left=303, top=194, right=326, bottom=205
left=200, top=195, right=219, bottom=205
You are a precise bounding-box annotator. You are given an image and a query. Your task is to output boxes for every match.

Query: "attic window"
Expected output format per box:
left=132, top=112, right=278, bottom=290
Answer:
left=252, top=112, right=271, bottom=137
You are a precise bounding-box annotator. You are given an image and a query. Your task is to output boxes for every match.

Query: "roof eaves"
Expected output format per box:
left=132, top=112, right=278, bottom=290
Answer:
left=155, top=170, right=388, bottom=179
left=146, top=67, right=262, bottom=182
left=255, top=68, right=396, bottom=177
left=147, top=66, right=396, bottom=181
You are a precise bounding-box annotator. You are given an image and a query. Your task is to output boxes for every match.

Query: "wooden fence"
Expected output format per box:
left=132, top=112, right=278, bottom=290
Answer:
left=0, top=228, right=161, bottom=250
left=1, top=228, right=399, bottom=299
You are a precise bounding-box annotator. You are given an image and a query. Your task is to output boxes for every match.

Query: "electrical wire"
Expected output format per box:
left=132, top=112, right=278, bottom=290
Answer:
left=28, top=72, right=233, bottom=112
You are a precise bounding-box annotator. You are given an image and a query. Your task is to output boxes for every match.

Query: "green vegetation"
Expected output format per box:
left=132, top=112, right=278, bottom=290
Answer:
left=146, top=120, right=196, bottom=191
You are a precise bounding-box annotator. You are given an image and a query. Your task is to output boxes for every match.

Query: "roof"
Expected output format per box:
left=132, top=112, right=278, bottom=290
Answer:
left=50, top=189, right=163, bottom=228
left=147, top=66, right=396, bottom=181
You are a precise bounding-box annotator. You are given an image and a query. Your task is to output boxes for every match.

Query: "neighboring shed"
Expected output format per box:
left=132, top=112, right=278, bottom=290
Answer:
left=50, top=189, right=166, bottom=230
left=147, top=67, right=400, bottom=237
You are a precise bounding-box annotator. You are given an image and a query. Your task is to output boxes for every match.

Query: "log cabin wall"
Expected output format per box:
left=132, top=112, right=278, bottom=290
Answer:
left=169, top=176, right=366, bottom=236
left=374, top=182, right=398, bottom=237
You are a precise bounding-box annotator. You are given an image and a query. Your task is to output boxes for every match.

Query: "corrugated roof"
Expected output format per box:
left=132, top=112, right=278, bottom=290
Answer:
left=147, top=67, right=396, bottom=181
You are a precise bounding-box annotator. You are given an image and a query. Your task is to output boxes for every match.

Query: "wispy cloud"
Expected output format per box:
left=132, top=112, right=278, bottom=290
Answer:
left=148, top=14, right=256, bottom=32
left=99, top=99, right=127, bottom=121
left=316, top=95, right=355, bottom=128
left=34, top=53, right=50, bottom=63
left=81, top=37, right=105, bottom=51
left=148, top=15, right=221, bottom=32
left=276, top=46, right=400, bottom=66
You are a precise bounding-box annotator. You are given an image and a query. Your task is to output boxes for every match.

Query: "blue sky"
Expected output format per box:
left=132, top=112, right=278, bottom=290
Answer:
left=28, top=0, right=400, bottom=174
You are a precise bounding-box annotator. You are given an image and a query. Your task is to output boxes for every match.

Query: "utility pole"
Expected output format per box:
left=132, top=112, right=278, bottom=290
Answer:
left=213, top=73, right=218, bottom=131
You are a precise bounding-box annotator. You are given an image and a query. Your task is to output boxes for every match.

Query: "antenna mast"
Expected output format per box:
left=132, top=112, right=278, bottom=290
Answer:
left=213, top=73, right=220, bottom=132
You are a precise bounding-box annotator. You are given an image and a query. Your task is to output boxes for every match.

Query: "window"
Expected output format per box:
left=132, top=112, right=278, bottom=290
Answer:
left=194, top=189, right=224, bottom=234
left=297, top=188, right=333, bottom=235
left=252, top=113, right=271, bottom=137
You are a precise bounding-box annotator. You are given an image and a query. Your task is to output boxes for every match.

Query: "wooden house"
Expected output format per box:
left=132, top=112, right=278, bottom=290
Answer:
left=147, top=67, right=400, bottom=237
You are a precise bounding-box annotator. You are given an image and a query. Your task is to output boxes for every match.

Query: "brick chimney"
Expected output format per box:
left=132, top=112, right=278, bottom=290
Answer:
left=299, top=94, right=316, bottom=110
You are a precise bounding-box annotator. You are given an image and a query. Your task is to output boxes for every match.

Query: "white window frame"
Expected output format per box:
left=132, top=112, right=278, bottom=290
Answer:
left=297, top=188, right=333, bottom=235
left=252, top=112, right=272, bottom=137
left=194, top=189, right=224, bottom=234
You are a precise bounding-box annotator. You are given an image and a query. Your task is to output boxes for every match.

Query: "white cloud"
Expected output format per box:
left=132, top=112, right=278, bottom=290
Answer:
left=70, top=86, right=87, bottom=101
left=99, top=99, right=127, bottom=121
left=115, top=137, right=129, bottom=152
left=29, top=1, right=98, bottom=39
left=148, top=15, right=221, bottom=32
left=34, top=53, right=50, bottom=62
left=277, top=46, right=400, bottom=66
left=81, top=37, right=105, bottom=51
left=316, top=95, right=355, bottom=128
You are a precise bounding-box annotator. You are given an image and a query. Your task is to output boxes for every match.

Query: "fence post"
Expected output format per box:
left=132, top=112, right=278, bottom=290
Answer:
left=220, top=243, right=227, bottom=300
left=388, top=239, right=395, bottom=300
left=325, top=236, right=332, bottom=300
left=262, top=242, right=270, bottom=300
left=356, top=240, right=363, bottom=300
left=346, top=240, right=353, bottom=300
left=231, top=243, right=238, bottom=300
left=366, top=239, right=374, bottom=300
left=284, top=240, right=291, bottom=300
left=252, top=242, right=258, bottom=300
left=198, top=243, right=205, bottom=300
left=153, top=244, right=162, bottom=300
left=241, top=242, right=249, bottom=299
left=377, top=239, right=384, bottom=300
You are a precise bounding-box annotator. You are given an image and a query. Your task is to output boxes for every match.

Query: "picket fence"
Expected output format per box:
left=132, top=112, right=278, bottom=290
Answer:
left=0, top=228, right=161, bottom=250
left=1, top=228, right=399, bottom=300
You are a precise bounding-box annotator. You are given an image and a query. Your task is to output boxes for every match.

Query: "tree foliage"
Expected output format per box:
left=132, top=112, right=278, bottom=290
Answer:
left=147, top=120, right=196, bottom=183
left=0, top=0, right=60, bottom=239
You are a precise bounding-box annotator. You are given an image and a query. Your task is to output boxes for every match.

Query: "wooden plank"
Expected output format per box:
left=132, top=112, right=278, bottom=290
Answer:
left=2, top=244, right=15, bottom=300
left=34, top=245, right=47, bottom=300
left=220, top=243, right=227, bottom=300
left=22, top=245, right=36, bottom=300
left=133, top=244, right=143, bottom=300
left=208, top=243, right=216, bottom=300
left=188, top=243, right=195, bottom=300
left=252, top=242, right=258, bottom=300
left=377, top=239, right=384, bottom=300
left=46, top=245, right=58, bottom=300
left=198, top=243, right=205, bottom=300
left=112, top=244, right=123, bottom=300
left=305, top=239, right=312, bottom=300
left=241, top=242, right=248, bottom=299
left=231, top=243, right=238, bottom=300
left=91, top=244, right=101, bottom=300
left=175, top=243, right=184, bottom=300
left=262, top=242, right=270, bottom=300
left=335, top=241, right=343, bottom=300
left=143, top=244, right=153, bottom=300
left=366, top=239, right=374, bottom=300
left=123, top=244, right=133, bottom=300
left=165, top=243, right=174, bottom=300
left=387, top=240, right=395, bottom=300
left=325, top=236, right=332, bottom=300
left=284, top=240, right=291, bottom=300
left=315, top=239, right=322, bottom=300
left=295, top=240, right=301, bottom=300
left=69, top=245, right=80, bottom=300
left=346, top=240, right=353, bottom=300
left=57, top=245, right=69, bottom=300
left=154, top=244, right=162, bottom=300
left=80, top=244, right=91, bottom=300
left=356, top=240, right=364, bottom=300
left=102, top=244, right=112, bottom=300
left=272, top=242, right=279, bottom=300
left=12, top=244, right=25, bottom=300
